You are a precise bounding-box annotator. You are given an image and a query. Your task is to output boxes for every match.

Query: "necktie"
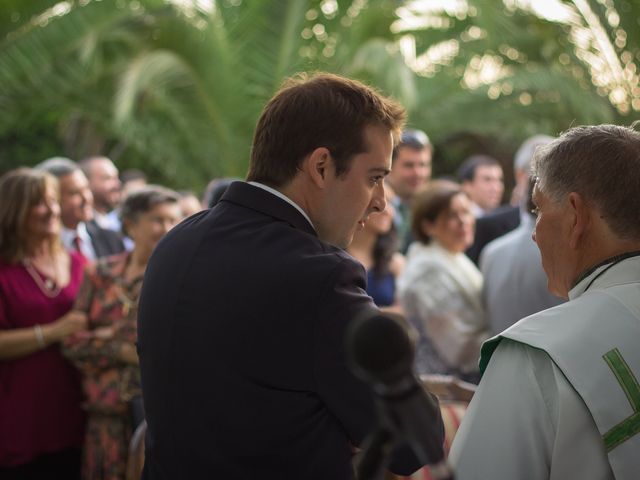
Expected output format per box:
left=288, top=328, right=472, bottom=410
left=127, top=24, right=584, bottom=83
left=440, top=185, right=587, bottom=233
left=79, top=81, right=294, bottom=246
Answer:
left=73, top=235, right=86, bottom=261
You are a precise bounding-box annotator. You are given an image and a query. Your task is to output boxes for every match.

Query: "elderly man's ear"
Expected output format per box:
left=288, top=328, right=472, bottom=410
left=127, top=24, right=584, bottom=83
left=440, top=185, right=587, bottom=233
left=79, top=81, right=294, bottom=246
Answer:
left=567, top=192, right=589, bottom=250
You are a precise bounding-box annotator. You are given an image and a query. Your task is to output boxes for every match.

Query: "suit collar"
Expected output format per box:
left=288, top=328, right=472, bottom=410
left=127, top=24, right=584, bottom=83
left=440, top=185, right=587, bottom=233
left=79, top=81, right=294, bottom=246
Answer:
left=85, top=219, right=99, bottom=236
left=248, top=182, right=315, bottom=230
left=220, top=181, right=317, bottom=237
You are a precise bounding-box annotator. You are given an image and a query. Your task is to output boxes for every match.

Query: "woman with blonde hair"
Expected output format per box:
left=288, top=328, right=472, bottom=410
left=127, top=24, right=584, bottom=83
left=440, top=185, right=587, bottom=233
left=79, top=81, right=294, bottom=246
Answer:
left=0, top=168, right=87, bottom=479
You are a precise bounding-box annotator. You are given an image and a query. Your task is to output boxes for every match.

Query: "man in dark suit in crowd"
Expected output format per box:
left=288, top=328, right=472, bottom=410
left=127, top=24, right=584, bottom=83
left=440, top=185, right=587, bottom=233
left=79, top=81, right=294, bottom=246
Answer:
left=80, top=155, right=122, bottom=232
left=465, top=135, right=554, bottom=264
left=36, top=157, right=125, bottom=260
left=465, top=203, right=520, bottom=265
left=457, top=154, right=504, bottom=219
left=385, top=129, right=432, bottom=252
left=138, top=73, right=440, bottom=479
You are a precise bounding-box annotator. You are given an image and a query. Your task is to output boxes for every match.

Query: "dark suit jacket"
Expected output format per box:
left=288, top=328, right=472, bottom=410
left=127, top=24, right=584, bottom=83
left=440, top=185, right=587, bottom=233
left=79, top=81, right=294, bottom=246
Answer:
left=138, top=182, right=430, bottom=480
left=466, top=205, right=520, bottom=265
left=85, top=220, right=125, bottom=258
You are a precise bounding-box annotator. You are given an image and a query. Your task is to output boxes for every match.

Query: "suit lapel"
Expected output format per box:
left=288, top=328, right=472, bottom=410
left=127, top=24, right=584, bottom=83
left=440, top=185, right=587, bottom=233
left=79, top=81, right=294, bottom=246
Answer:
left=85, top=220, right=103, bottom=255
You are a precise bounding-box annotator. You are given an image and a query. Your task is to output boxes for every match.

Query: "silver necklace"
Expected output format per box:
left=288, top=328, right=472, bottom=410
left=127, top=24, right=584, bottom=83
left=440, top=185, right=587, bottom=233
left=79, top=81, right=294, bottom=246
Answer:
left=22, top=258, right=62, bottom=298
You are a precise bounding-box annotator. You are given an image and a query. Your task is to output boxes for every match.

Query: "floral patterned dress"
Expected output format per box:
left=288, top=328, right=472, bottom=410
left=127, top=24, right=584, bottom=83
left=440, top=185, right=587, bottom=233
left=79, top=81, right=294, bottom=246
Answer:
left=63, top=252, right=143, bottom=480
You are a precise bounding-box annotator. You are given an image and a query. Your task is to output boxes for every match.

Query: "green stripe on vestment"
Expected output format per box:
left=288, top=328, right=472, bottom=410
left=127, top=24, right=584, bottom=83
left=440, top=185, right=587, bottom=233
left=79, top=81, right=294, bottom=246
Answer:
left=602, top=348, right=640, bottom=452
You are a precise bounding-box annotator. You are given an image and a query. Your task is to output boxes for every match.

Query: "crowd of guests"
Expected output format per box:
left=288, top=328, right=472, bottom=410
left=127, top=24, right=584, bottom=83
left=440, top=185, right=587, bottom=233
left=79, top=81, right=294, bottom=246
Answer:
left=352, top=128, right=562, bottom=385
left=0, top=159, right=198, bottom=479
left=0, top=128, right=561, bottom=479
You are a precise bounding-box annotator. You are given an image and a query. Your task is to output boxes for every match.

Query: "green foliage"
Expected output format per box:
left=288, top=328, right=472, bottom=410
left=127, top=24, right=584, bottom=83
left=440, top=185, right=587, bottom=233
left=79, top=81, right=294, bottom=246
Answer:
left=0, top=0, right=638, bottom=190
left=401, top=0, right=637, bottom=181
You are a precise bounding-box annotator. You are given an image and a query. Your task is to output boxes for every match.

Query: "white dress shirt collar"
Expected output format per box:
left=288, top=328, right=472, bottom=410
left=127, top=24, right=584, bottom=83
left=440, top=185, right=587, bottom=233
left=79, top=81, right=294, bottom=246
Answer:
left=248, top=182, right=315, bottom=231
left=61, top=222, right=97, bottom=261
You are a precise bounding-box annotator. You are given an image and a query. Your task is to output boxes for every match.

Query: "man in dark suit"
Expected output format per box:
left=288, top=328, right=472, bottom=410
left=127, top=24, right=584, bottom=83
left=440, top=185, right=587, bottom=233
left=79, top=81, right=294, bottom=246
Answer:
left=36, top=157, right=125, bottom=260
left=386, top=129, right=433, bottom=252
left=466, top=204, right=520, bottom=264
left=84, top=217, right=126, bottom=258
left=138, top=73, right=440, bottom=479
left=457, top=154, right=504, bottom=218
left=465, top=135, right=554, bottom=265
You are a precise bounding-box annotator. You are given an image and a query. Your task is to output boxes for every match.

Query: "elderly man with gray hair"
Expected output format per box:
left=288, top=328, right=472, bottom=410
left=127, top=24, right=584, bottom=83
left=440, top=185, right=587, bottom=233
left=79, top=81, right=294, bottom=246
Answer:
left=36, top=157, right=125, bottom=261
left=450, top=124, right=640, bottom=479
left=479, top=135, right=564, bottom=334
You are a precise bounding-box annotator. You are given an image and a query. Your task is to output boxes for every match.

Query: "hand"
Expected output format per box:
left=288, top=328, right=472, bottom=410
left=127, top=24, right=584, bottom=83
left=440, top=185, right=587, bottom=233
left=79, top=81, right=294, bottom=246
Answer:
left=119, top=343, right=139, bottom=365
left=46, top=311, right=88, bottom=343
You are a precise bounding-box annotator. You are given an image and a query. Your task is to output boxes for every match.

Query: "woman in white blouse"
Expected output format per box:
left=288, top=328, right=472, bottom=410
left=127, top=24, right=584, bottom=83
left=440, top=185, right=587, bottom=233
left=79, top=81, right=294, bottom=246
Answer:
left=398, top=180, right=490, bottom=383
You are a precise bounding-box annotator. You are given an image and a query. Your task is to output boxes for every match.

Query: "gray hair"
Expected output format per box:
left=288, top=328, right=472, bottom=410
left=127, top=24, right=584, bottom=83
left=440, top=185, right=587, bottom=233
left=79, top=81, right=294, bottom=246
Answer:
left=35, top=157, right=80, bottom=178
left=532, top=124, right=640, bottom=240
left=513, top=135, right=554, bottom=172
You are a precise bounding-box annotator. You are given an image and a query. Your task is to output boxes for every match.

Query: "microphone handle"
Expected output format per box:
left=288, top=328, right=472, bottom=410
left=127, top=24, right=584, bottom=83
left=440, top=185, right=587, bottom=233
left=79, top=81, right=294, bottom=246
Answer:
left=356, top=425, right=393, bottom=480
left=383, top=383, right=445, bottom=466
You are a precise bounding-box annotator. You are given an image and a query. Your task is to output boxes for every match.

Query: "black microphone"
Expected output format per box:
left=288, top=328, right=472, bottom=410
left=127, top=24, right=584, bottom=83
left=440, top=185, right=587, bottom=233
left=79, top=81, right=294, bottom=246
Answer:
left=347, top=311, right=453, bottom=480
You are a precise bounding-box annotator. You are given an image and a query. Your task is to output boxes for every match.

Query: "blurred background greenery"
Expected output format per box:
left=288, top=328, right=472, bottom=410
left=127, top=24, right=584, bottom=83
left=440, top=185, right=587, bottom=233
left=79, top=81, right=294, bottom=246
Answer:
left=1, top=0, right=639, bottom=193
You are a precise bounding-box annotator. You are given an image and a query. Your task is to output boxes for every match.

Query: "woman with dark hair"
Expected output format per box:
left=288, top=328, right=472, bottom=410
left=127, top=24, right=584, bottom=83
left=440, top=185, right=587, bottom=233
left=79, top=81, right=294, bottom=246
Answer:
left=397, top=180, right=490, bottom=383
left=0, top=168, right=87, bottom=479
left=63, top=185, right=181, bottom=480
left=347, top=187, right=404, bottom=309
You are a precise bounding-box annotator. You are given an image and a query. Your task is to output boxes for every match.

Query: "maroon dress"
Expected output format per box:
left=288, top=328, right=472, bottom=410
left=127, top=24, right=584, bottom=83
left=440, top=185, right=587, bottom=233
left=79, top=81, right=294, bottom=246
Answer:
left=0, top=252, right=86, bottom=468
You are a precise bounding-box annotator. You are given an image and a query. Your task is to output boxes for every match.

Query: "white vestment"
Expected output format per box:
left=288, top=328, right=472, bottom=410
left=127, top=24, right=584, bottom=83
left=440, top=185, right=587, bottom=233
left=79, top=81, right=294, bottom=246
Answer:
left=450, top=254, right=640, bottom=479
